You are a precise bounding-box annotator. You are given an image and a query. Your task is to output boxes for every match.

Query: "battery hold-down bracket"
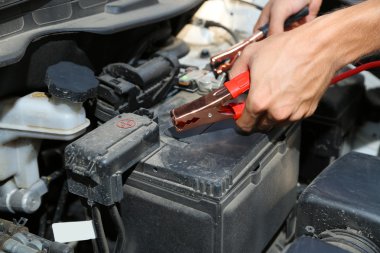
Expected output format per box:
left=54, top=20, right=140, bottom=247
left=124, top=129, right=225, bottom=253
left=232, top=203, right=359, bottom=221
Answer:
left=65, top=113, right=159, bottom=206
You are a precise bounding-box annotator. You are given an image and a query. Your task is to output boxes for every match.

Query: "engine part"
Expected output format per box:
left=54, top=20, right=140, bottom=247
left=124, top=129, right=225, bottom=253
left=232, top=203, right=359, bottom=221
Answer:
left=0, top=180, right=47, bottom=213
left=0, top=92, right=89, bottom=143
left=285, top=230, right=380, bottom=253
left=178, top=69, right=209, bottom=91
left=0, top=62, right=95, bottom=213
left=45, top=61, right=98, bottom=103
left=120, top=90, right=300, bottom=253
left=177, top=69, right=225, bottom=94
left=0, top=0, right=202, bottom=69
left=320, top=229, right=380, bottom=253
left=95, top=54, right=179, bottom=122
left=0, top=92, right=89, bottom=213
left=284, top=236, right=352, bottom=253
left=0, top=218, right=73, bottom=253
left=299, top=74, right=365, bottom=183
left=297, top=152, right=380, bottom=248
left=65, top=113, right=159, bottom=206
left=365, top=87, right=380, bottom=122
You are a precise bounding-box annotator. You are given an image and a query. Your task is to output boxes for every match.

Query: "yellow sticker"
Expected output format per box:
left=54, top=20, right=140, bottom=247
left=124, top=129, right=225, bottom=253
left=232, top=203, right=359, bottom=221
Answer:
left=31, top=92, right=48, bottom=98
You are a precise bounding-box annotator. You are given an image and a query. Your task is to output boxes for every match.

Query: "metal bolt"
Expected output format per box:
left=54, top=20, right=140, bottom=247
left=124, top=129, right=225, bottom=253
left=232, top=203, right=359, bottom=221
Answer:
left=305, top=225, right=315, bottom=234
left=208, top=113, right=213, bottom=118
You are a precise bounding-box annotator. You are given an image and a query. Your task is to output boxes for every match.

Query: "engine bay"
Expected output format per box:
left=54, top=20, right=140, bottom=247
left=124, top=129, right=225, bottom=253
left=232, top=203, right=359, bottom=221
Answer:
left=0, top=0, right=380, bottom=253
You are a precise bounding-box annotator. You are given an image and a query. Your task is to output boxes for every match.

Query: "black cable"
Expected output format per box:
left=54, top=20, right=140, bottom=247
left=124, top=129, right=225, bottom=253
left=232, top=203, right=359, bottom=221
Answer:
left=52, top=182, right=68, bottom=224
left=238, top=0, right=264, bottom=10
left=109, top=205, right=126, bottom=253
left=46, top=181, right=69, bottom=240
left=192, top=17, right=240, bottom=44
left=151, top=60, right=177, bottom=102
left=203, top=20, right=239, bottom=44
left=92, top=205, right=110, bottom=253
left=38, top=210, right=48, bottom=237
left=84, top=206, right=99, bottom=253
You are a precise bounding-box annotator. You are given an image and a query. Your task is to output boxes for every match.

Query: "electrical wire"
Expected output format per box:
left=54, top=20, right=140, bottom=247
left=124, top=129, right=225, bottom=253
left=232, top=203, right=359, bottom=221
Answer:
left=331, top=61, right=380, bottom=84
left=109, top=205, right=126, bottom=253
left=204, top=20, right=239, bottom=44
left=192, top=18, right=239, bottom=44
left=38, top=211, right=48, bottom=237
left=46, top=182, right=69, bottom=240
left=92, top=205, right=110, bottom=253
left=238, top=0, right=264, bottom=10
left=51, top=182, right=68, bottom=223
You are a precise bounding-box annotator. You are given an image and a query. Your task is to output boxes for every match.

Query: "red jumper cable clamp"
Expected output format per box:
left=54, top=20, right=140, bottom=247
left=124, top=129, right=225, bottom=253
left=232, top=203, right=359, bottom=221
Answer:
left=171, top=71, right=250, bottom=132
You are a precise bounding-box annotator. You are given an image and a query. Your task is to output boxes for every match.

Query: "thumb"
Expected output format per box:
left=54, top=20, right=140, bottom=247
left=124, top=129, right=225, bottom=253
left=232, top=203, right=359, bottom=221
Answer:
left=269, top=0, right=310, bottom=35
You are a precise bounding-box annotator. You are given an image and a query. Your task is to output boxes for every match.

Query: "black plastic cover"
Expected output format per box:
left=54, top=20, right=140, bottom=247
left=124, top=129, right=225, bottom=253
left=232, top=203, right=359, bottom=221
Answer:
left=46, top=61, right=98, bottom=102
left=65, top=113, right=159, bottom=206
left=365, top=87, right=380, bottom=121
left=299, top=77, right=365, bottom=183
left=0, top=0, right=202, bottom=67
left=297, top=152, right=380, bottom=247
left=285, top=237, right=350, bottom=253
left=311, top=75, right=364, bottom=124
left=0, top=0, right=29, bottom=10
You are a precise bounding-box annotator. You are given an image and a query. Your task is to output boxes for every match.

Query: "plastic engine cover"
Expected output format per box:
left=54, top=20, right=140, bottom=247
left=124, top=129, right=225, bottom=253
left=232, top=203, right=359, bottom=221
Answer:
left=65, top=113, right=159, bottom=206
left=297, top=152, right=380, bottom=248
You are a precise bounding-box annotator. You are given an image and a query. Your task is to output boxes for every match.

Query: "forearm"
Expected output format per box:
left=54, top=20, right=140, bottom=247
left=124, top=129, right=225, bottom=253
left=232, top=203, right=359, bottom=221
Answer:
left=310, top=0, right=380, bottom=71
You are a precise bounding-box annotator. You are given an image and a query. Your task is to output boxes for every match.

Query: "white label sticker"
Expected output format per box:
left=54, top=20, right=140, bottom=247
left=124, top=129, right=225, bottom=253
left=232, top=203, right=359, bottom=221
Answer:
left=52, top=220, right=96, bottom=243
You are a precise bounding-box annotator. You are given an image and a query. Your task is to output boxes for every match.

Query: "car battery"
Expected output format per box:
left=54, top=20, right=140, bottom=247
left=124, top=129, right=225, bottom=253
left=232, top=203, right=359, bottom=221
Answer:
left=120, top=91, right=301, bottom=253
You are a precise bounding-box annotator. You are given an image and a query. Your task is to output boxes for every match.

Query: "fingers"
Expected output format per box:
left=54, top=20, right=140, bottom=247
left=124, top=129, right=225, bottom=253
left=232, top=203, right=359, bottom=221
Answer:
left=237, top=102, right=317, bottom=133
left=256, top=113, right=276, bottom=131
left=254, top=0, right=316, bottom=35
left=237, top=96, right=303, bottom=132
left=236, top=86, right=270, bottom=132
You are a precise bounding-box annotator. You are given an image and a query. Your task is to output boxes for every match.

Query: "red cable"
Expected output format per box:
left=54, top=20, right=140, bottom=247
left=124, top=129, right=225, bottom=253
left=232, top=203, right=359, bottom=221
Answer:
left=331, top=60, right=380, bottom=84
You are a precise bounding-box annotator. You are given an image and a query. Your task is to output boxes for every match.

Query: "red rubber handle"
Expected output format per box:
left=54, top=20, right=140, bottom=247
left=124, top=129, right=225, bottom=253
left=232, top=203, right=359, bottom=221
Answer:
left=224, top=71, right=250, bottom=98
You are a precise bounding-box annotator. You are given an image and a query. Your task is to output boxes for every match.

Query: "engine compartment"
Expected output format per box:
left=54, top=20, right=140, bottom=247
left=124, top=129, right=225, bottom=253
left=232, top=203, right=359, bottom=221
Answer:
left=1, top=0, right=380, bottom=253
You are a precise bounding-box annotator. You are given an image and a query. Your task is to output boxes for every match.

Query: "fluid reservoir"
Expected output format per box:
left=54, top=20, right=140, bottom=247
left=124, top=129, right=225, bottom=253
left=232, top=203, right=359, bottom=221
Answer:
left=0, top=61, right=98, bottom=213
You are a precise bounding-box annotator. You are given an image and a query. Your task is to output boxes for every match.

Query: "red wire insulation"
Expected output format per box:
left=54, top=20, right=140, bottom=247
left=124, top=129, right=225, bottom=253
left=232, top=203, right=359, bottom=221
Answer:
left=331, top=61, right=380, bottom=84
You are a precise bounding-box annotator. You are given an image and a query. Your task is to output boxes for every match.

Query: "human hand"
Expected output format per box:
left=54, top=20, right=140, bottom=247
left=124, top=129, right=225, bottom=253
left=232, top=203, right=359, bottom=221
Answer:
left=230, top=21, right=336, bottom=132
left=254, top=0, right=322, bottom=35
